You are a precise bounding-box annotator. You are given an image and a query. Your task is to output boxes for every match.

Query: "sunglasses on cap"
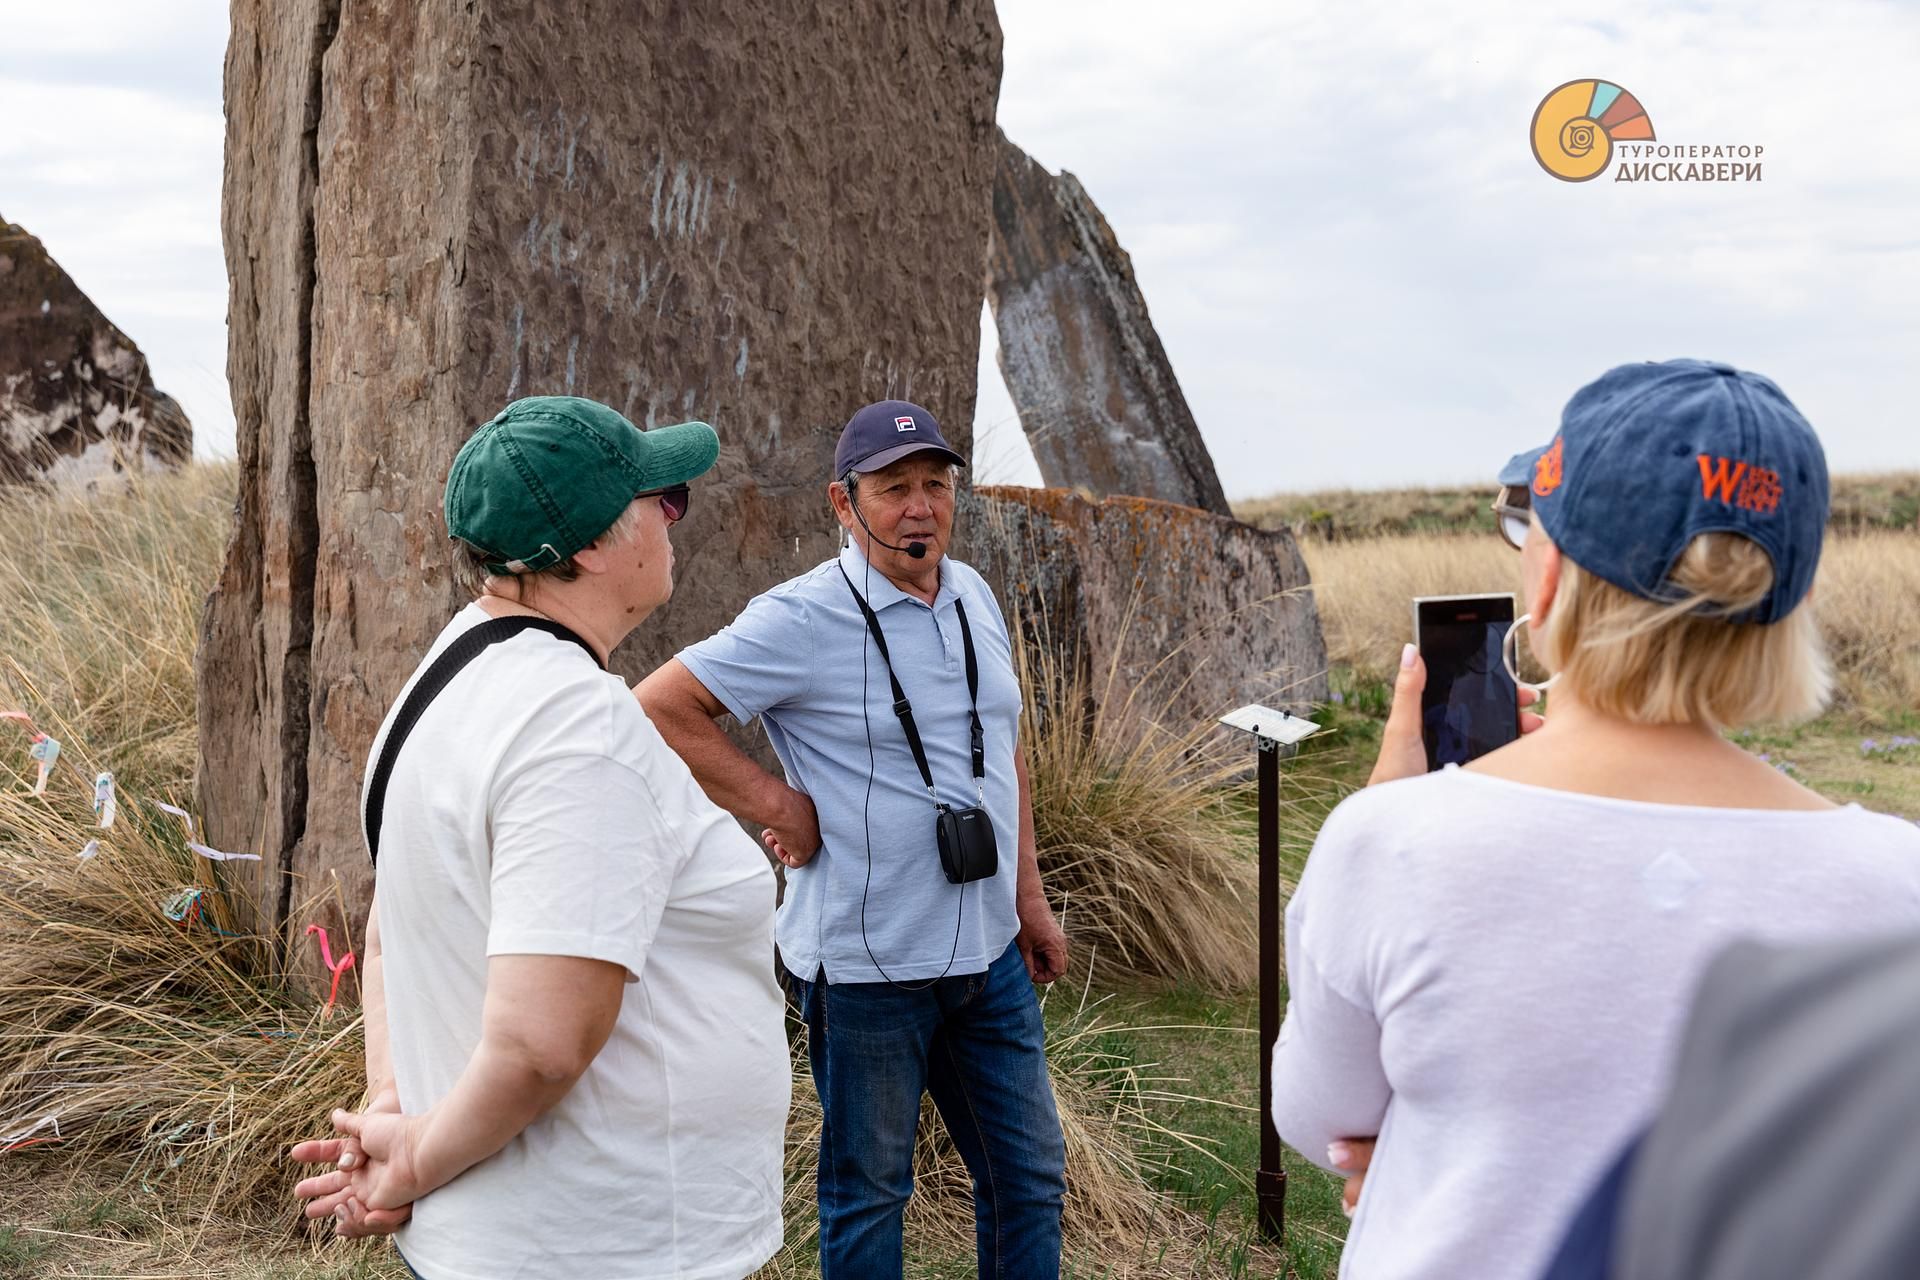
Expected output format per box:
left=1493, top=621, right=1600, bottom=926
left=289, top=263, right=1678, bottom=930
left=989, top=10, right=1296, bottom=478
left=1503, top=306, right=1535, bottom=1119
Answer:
left=637, top=484, right=691, bottom=523
left=1491, top=485, right=1531, bottom=551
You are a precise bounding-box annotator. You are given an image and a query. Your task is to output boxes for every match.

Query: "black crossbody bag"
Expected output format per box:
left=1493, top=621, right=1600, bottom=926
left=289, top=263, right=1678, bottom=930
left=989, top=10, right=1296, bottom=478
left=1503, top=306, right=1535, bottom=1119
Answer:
left=838, top=566, right=999, bottom=885
left=363, top=616, right=600, bottom=865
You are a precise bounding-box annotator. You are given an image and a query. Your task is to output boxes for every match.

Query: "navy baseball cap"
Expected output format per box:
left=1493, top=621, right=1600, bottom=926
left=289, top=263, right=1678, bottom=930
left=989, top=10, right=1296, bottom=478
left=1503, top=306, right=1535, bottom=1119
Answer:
left=1499, top=359, right=1829, bottom=624
left=833, top=399, right=967, bottom=478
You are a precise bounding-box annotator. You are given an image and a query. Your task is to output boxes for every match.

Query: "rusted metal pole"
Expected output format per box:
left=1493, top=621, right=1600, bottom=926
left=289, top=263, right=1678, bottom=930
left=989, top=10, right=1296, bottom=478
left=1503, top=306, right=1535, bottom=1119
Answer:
left=1257, top=739, right=1287, bottom=1241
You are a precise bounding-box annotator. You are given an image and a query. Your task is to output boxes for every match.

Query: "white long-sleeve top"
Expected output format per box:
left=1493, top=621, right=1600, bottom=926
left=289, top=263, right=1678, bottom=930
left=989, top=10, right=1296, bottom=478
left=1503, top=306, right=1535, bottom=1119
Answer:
left=1271, top=766, right=1920, bottom=1280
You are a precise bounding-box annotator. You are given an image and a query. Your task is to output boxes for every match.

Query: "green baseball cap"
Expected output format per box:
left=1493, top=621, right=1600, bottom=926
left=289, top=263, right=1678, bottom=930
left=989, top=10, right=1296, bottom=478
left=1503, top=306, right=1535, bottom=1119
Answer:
left=444, top=396, right=720, bottom=574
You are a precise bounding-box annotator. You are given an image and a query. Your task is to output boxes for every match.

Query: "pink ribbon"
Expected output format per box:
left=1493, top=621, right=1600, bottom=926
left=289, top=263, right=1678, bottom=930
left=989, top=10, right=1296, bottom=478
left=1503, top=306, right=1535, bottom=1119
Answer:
left=304, top=924, right=357, bottom=1016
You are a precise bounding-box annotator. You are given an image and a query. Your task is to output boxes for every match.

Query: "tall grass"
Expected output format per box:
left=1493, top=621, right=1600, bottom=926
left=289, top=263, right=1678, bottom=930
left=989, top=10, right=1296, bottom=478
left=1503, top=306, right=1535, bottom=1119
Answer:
left=0, top=463, right=231, bottom=795
left=0, top=462, right=361, bottom=1212
left=1012, top=608, right=1266, bottom=992
left=0, top=464, right=1240, bottom=1276
left=1300, top=530, right=1920, bottom=710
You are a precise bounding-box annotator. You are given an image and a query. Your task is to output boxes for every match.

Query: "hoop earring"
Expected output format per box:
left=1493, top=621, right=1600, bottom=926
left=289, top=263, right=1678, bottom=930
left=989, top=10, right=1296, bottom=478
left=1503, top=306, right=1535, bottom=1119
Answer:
left=1504, top=613, right=1560, bottom=694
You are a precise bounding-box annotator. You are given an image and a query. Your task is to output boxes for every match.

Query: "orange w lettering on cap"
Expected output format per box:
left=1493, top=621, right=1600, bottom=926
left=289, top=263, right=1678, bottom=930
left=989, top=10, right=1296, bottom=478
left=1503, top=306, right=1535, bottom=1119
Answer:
left=1697, top=455, right=1782, bottom=515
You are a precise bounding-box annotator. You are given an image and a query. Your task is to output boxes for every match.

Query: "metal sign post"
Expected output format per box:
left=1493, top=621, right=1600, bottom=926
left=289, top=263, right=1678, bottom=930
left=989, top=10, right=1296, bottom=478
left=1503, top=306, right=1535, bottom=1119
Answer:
left=1219, top=703, right=1321, bottom=1244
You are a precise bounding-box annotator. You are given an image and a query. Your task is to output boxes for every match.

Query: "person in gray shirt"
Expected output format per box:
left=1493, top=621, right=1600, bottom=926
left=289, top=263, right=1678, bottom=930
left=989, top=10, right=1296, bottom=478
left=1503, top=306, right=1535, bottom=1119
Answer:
left=1542, top=930, right=1920, bottom=1280
left=637, top=399, right=1068, bottom=1279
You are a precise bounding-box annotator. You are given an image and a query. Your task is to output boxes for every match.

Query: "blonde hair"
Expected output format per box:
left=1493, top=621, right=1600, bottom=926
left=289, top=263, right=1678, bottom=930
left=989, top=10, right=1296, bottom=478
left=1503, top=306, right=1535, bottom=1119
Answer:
left=1534, top=532, right=1831, bottom=729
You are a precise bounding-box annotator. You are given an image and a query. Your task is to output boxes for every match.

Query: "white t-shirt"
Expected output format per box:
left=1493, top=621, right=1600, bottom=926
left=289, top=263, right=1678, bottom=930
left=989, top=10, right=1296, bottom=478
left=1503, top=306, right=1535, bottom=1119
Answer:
left=1271, top=765, right=1920, bottom=1280
left=367, top=604, right=788, bottom=1280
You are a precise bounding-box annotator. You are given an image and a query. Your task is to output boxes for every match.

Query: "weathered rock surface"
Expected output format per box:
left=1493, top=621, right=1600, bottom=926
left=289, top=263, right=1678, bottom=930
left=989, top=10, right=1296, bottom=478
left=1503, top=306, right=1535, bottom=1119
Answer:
left=964, top=486, right=1328, bottom=730
left=200, top=1, right=1004, bottom=944
left=985, top=132, right=1229, bottom=516
left=0, top=215, right=192, bottom=489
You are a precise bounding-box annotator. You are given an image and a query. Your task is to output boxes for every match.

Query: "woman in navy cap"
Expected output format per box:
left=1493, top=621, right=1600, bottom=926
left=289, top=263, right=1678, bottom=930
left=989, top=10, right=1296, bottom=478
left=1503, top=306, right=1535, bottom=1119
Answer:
left=1267, top=360, right=1920, bottom=1280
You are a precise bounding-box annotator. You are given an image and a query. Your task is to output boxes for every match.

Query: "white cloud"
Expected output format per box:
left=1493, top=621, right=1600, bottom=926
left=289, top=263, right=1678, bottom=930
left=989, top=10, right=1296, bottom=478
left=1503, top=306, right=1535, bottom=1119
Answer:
left=2, top=0, right=1915, bottom=490
left=987, top=0, right=1920, bottom=494
left=0, top=34, right=232, bottom=458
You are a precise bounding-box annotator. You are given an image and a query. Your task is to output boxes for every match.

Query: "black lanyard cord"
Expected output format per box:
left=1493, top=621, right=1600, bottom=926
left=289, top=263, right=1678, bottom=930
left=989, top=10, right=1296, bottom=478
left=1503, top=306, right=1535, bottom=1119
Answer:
left=838, top=564, right=984, bottom=807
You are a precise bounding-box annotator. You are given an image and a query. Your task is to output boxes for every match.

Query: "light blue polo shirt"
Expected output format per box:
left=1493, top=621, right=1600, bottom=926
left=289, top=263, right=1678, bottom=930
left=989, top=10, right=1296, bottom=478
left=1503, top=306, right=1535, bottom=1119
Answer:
left=677, top=544, right=1023, bottom=984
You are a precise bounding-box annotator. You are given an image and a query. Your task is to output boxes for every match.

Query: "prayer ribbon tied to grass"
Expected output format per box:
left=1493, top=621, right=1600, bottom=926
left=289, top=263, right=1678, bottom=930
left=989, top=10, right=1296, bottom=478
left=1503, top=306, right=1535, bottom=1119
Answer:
left=0, top=1113, right=62, bottom=1154
left=28, top=734, right=59, bottom=796
left=5, top=712, right=59, bottom=796
left=94, top=771, right=117, bottom=827
left=155, top=799, right=261, bottom=861
left=306, top=924, right=357, bottom=1017
left=163, top=888, right=242, bottom=937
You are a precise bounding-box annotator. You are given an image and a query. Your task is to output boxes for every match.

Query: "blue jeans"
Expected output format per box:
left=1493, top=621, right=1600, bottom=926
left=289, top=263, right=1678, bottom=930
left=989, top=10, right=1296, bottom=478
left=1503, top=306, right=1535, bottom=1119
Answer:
left=789, top=942, right=1067, bottom=1279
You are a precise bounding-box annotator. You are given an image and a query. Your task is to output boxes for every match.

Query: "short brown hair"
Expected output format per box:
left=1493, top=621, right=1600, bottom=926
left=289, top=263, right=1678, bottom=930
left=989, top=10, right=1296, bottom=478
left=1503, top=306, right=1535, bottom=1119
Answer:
left=450, top=498, right=647, bottom=596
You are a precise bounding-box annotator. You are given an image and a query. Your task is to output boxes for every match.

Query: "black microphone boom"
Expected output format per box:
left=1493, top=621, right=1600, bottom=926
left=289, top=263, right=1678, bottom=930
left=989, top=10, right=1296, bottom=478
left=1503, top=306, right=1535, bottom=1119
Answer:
left=852, top=499, right=928, bottom=558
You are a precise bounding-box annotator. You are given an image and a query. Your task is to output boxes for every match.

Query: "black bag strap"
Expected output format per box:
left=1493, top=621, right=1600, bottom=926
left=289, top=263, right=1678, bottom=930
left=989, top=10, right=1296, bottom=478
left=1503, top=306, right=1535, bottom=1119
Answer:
left=364, top=616, right=600, bottom=865
left=838, top=565, right=984, bottom=806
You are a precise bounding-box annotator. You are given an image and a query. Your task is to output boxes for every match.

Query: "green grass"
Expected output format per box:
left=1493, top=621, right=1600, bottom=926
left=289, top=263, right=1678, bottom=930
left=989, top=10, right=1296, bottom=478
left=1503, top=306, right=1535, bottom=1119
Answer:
left=1731, top=704, right=1920, bottom=820
left=0, top=1226, right=53, bottom=1279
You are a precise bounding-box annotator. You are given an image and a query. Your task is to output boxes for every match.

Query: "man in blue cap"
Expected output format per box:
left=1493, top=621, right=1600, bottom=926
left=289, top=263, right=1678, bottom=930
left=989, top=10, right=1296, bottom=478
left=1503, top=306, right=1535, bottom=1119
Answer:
left=639, top=399, right=1070, bottom=1278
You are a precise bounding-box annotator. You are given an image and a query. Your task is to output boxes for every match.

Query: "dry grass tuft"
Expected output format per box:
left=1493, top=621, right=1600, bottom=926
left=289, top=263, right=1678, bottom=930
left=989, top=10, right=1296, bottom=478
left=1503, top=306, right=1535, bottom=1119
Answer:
left=0, top=463, right=362, bottom=1217
left=1807, top=531, right=1920, bottom=710
left=1013, top=609, right=1267, bottom=993
left=0, top=463, right=232, bottom=795
left=0, top=785, right=364, bottom=1210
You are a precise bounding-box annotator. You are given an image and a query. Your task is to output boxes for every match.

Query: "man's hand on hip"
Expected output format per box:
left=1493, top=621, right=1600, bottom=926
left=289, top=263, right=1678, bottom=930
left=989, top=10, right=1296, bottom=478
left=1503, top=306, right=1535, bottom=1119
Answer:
left=762, top=786, right=821, bottom=869
left=1016, top=896, right=1069, bottom=985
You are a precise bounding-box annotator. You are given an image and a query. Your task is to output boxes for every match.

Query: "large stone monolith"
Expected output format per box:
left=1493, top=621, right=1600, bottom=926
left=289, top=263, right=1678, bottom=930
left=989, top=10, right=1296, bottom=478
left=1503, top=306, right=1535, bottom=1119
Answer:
left=200, top=0, right=1004, bottom=945
left=0, top=215, right=191, bottom=489
left=985, top=132, right=1230, bottom=516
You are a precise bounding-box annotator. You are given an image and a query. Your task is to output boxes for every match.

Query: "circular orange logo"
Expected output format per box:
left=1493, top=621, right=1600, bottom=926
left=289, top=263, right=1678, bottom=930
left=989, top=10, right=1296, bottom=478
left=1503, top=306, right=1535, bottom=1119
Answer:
left=1530, top=81, right=1655, bottom=182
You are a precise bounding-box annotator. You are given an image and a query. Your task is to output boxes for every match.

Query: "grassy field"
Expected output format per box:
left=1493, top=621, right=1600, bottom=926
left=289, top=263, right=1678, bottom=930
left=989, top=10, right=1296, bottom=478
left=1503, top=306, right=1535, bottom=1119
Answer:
left=1298, top=531, right=1920, bottom=712
left=1, top=465, right=1915, bottom=1280
left=1235, top=471, right=1920, bottom=541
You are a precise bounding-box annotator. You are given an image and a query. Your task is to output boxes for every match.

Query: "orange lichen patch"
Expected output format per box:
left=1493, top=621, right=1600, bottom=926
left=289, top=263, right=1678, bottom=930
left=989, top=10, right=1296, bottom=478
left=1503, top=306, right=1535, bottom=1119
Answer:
left=967, top=486, right=1329, bottom=732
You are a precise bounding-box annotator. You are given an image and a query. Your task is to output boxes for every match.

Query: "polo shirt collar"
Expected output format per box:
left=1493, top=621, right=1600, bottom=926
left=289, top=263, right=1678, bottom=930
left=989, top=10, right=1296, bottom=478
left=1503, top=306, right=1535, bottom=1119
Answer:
left=838, top=543, right=953, bottom=612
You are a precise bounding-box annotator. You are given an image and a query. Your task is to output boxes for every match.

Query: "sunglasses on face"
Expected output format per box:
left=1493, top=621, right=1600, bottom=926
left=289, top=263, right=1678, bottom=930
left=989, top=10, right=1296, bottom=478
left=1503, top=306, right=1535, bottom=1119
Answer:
left=637, top=484, right=691, bottom=523
left=1491, top=485, right=1532, bottom=551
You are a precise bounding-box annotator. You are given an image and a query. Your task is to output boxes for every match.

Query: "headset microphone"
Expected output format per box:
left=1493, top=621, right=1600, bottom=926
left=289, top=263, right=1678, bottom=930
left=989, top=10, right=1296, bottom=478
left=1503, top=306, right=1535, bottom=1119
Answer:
left=845, top=473, right=930, bottom=559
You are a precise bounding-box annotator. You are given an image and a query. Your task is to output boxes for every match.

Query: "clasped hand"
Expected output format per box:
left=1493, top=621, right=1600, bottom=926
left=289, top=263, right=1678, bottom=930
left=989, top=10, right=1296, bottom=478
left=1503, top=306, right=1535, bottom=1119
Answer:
left=291, top=1091, right=424, bottom=1238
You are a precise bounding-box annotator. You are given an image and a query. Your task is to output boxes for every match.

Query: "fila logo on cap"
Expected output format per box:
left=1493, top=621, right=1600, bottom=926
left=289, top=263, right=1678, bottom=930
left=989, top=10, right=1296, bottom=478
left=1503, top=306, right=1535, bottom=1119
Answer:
left=895, top=416, right=917, bottom=432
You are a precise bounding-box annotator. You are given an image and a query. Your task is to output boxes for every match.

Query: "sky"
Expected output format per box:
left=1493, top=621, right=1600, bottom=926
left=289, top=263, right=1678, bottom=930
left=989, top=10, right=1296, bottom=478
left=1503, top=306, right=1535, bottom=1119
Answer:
left=3, top=1, right=1916, bottom=496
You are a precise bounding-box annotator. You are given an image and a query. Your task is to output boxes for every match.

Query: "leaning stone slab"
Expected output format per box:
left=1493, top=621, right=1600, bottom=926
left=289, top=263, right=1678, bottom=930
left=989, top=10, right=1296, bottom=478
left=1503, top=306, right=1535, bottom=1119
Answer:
left=964, top=486, right=1328, bottom=730
left=0, top=214, right=191, bottom=489
left=985, top=132, right=1230, bottom=516
left=199, top=0, right=1004, bottom=942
